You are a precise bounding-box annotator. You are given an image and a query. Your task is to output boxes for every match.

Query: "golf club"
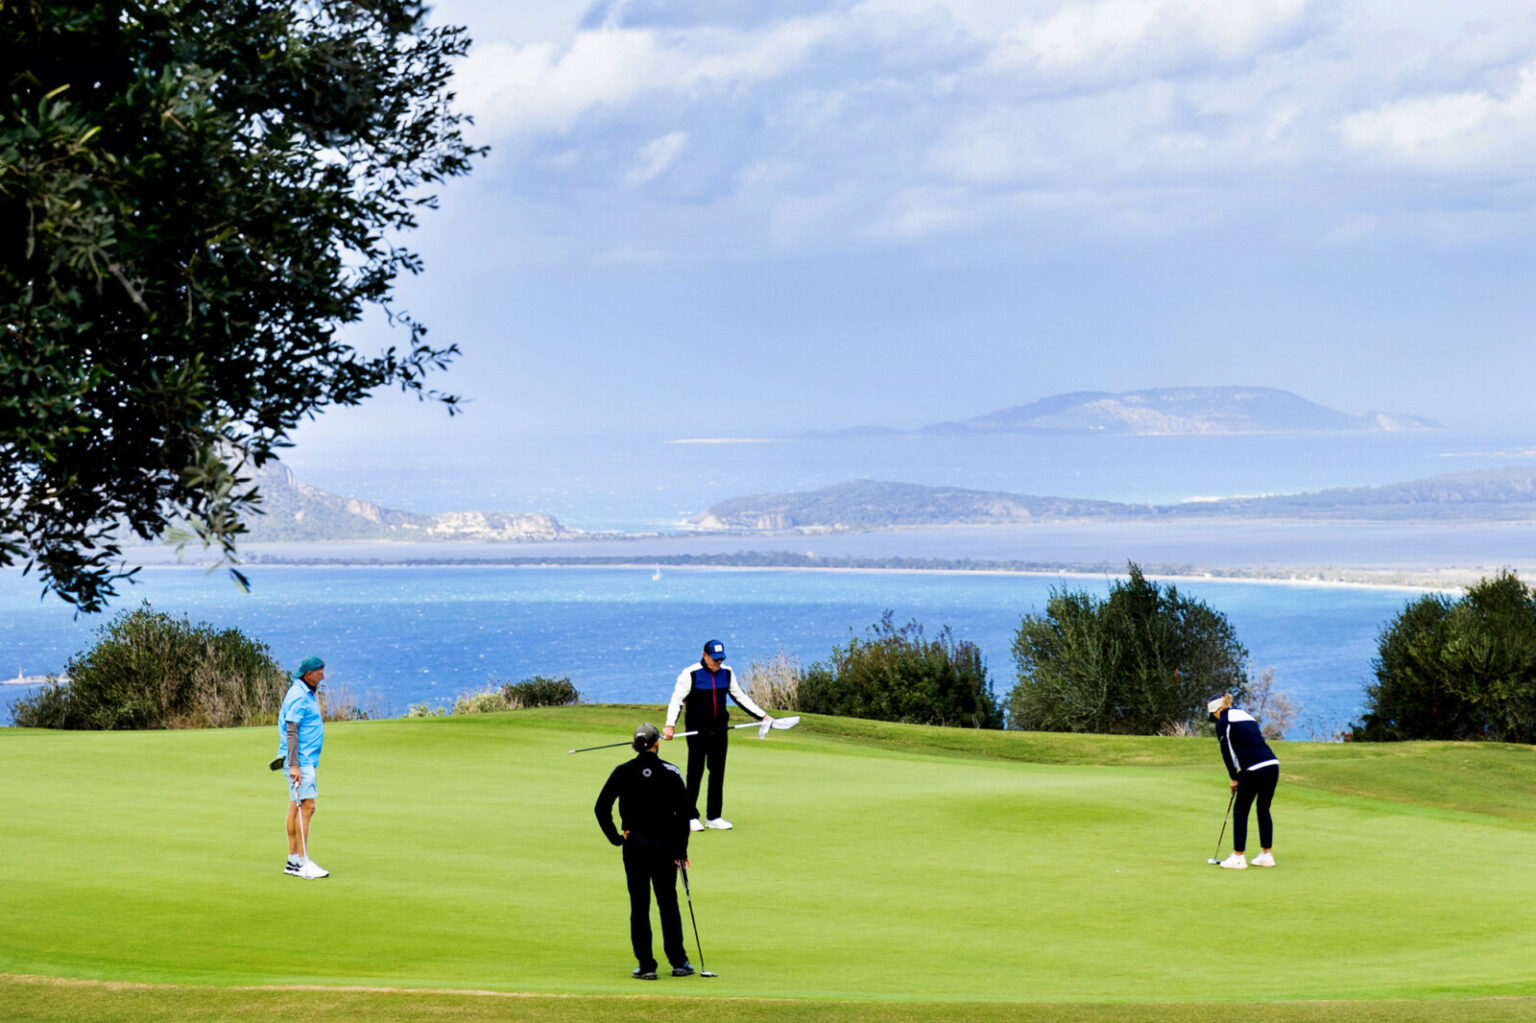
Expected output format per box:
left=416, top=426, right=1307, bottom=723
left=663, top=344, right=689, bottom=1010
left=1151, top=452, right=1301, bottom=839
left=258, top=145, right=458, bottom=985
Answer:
left=679, top=865, right=717, bottom=977
left=1207, top=789, right=1236, bottom=865
left=290, top=779, right=309, bottom=864
left=567, top=715, right=802, bottom=753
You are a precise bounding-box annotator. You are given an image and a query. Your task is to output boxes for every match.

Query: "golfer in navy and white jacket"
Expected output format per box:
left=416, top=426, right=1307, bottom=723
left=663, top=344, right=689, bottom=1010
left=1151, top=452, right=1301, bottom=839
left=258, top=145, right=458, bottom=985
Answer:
left=662, top=639, right=771, bottom=832
left=1209, top=692, right=1279, bottom=870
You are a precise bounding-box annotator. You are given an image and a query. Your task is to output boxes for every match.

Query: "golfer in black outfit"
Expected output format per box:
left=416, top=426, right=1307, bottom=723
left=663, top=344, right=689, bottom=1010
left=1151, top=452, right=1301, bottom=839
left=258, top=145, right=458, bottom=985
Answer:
left=594, top=723, right=695, bottom=980
left=1209, top=693, right=1279, bottom=870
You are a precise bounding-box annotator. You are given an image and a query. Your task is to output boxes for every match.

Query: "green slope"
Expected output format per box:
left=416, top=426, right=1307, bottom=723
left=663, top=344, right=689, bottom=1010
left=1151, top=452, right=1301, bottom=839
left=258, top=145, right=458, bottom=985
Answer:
left=3, top=708, right=1533, bottom=1008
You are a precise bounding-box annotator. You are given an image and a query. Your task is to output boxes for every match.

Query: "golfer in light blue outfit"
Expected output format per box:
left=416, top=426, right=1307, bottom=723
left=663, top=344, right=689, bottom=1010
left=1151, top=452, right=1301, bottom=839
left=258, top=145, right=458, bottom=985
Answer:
left=277, top=656, right=328, bottom=879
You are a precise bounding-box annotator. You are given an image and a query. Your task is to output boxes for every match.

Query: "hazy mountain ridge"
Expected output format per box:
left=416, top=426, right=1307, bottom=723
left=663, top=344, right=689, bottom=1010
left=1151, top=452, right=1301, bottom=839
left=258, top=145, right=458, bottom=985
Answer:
left=819, top=387, right=1440, bottom=437
left=691, top=466, right=1536, bottom=531
left=240, top=464, right=577, bottom=542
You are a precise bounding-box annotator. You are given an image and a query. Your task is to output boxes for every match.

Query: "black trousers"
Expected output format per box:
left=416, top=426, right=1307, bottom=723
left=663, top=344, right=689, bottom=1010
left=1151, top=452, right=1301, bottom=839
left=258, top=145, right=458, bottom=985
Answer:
left=622, top=841, right=688, bottom=972
left=684, top=729, right=728, bottom=821
left=1233, top=763, right=1279, bottom=851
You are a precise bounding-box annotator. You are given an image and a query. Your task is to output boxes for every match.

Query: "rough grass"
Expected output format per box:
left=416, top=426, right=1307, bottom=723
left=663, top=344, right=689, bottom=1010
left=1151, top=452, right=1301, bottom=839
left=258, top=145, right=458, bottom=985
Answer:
left=3, top=707, right=1533, bottom=1019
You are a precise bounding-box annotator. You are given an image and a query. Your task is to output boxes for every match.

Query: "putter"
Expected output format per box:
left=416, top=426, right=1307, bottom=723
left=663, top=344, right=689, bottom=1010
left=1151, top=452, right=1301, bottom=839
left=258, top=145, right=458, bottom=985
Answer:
left=679, top=865, right=718, bottom=977
left=291, top=779, right=309, bottom=864
left=568, top=716, right=802, bottom=753
left=1207, top=790, right=1236, bottom=865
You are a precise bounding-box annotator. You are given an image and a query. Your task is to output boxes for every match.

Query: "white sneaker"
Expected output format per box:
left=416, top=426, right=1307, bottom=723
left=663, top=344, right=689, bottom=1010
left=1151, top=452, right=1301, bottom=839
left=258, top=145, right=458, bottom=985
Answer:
left=1251, top=852, right=1276, bottom=868
left=1218, top=853, right=1247, bottom=870
left=688, top=818, right=705, bottom=832
left=704, top=817, right=733, bottom=830
left=297, top=859, right=329, bottom=879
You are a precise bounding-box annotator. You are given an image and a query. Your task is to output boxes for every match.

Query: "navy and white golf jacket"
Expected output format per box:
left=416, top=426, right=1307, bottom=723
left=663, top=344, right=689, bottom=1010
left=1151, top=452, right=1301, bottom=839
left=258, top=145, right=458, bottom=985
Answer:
left=1216, top=708, right=1279, bottom=779
left=665, top=661, right=766, bottom=736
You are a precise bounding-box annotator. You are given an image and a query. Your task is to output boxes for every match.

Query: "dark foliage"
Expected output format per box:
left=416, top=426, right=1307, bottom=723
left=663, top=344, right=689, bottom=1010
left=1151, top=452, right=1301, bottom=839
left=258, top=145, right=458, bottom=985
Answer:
left=11, top=601, right=288, bottom=728
left=1007, top=563, right=1249, bottom=734
left=799, top=611, right=1003, bottom=728
left=1354, top=571, right=1536, bottom=742
left=0, top=1, right=484, bottom=609
left=500, top=675, right=581, bottom=708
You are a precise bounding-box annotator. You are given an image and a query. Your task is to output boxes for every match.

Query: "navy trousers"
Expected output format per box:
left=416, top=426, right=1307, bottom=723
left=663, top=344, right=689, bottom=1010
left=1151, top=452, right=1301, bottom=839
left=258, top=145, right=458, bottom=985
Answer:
left=1233, top=763, right=1279, bottom=851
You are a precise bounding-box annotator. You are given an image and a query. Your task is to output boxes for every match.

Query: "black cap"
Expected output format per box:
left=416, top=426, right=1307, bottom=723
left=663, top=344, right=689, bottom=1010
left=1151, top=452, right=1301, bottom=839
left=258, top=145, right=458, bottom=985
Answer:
left=633, top=723, right=661, bottom=751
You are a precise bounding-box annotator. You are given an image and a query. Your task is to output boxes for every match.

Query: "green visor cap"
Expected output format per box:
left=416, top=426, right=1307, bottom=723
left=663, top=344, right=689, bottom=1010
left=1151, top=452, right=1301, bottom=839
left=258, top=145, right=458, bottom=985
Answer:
left=294, top=655, right=325, bottom=678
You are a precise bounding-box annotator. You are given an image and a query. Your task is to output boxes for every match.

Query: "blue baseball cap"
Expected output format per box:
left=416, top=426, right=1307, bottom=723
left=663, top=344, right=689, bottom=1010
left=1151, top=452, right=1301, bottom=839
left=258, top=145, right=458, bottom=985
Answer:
left=294, top=655, right=325, bottom=678
left=703, top=640, right=726, bottom=660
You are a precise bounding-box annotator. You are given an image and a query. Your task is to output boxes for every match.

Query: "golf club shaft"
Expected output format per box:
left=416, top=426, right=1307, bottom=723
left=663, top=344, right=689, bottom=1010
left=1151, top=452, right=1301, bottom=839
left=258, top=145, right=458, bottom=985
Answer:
left=574, top=715, right=774, bottom=749
left=292, top=782, right=308, bottom=861
left=1212, top=789, right=1235, bottom=861
left=566, top=739, right=636, bottom=754
left=680, top=865, right=709, bottom=976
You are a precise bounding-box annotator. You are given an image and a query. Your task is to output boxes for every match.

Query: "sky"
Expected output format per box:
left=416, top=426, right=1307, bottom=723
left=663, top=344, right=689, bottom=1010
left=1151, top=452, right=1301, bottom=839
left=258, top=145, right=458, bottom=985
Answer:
left=292, top=0, right=1536, bottom=456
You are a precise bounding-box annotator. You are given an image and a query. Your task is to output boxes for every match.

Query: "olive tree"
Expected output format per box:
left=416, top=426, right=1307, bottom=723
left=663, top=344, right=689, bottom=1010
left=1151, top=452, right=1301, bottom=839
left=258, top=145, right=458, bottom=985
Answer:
left=1, top=1, right=484, bottom=609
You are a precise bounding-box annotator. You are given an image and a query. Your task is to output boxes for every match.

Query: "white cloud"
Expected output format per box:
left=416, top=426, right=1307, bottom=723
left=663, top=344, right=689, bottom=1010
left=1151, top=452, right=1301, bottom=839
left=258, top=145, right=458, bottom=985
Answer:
left=625, top=131, right=691, bottom=186
left=1338, top=62, right=1536, bottom=174
left=981, top=0, right=1318, bottom=82
left=442, top=0, right=1536, bottom=256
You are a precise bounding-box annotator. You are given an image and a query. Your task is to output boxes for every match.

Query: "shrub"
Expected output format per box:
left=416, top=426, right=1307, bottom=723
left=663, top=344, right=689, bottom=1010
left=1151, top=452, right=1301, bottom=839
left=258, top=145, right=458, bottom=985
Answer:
left=500, top=675, right=581, bottom=709
left=402, top=675, right=582, bottom=718
left=799, top=612, right=1002, bottom=728
left=10, top=602, right=287, bottom=729
left=1007, top=564, right=1249, bottom=735
left=743, top=650, right=802, bottom=711
left=1354, top=571, right=1536, bottom=742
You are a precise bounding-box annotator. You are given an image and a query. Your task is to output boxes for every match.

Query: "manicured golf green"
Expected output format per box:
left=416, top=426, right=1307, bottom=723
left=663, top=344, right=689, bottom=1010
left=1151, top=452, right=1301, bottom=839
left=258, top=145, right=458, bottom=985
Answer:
left=3, top=707, right=1533, bottom=1021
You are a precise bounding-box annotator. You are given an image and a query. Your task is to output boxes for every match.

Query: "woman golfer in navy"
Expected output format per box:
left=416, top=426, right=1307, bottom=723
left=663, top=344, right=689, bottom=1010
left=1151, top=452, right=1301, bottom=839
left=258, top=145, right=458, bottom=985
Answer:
left=1209, top=692, right=1279, bottom=869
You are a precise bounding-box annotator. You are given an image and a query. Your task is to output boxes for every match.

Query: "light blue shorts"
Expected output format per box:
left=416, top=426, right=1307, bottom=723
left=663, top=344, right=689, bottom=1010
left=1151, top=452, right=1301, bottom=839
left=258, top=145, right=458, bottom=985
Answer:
left=287, top=766, right=318, bottom=802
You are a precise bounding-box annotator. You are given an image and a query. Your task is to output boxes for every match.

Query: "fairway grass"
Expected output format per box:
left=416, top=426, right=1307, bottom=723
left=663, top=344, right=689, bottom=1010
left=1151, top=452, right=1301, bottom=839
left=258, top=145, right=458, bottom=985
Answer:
left=4, top=707, right=1533, bottom=1018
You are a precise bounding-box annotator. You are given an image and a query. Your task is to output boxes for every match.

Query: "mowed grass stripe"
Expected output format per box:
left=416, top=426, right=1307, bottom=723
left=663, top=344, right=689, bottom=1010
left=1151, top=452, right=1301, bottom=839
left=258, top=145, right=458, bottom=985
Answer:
left=3, top=709, right=1533, bottom=1004
left=5, top=977, right=1536, bottom=1023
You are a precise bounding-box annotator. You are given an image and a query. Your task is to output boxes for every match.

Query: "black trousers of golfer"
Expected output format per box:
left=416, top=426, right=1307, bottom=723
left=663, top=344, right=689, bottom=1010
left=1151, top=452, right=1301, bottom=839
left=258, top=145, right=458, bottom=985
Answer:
left=684, top=729, right=728, bottom=821
left=623, top=839, right=688, bottom=973
left=1233, top=764, right=1278, bottom=851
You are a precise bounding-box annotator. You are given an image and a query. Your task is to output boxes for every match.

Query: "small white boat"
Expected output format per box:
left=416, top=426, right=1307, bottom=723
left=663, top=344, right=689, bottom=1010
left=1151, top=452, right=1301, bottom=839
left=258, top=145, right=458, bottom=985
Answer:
left=652, top=565, right=663, bottom=580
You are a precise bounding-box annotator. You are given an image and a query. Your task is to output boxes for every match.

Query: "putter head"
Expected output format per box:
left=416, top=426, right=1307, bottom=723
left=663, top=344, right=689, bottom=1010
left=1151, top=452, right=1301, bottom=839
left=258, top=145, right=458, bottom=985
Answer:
left=701, top=970, right=718, bottom=977
left=1206, top=858, right=1221, bottom=865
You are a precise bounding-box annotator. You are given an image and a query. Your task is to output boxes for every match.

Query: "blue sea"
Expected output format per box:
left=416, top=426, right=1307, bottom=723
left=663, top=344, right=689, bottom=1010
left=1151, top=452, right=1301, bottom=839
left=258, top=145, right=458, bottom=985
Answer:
left=0, top=564, right=1417, bottom=737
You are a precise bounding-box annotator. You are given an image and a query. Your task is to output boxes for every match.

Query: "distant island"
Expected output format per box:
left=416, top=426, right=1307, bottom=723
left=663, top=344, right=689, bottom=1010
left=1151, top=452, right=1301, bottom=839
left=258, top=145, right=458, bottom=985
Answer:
left=237, top=463, right=581, bottom=543
left=813, top=386, right=1441, bottom=437
left=691, top=467, right=1536, bottom=531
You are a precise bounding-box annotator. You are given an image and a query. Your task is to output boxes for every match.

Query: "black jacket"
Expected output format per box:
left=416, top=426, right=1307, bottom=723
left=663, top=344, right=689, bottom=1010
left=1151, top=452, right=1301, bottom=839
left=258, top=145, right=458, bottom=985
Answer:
left=594, top=750, right=692, bottom=859
left=1216, top=708, right=1279, bottom=780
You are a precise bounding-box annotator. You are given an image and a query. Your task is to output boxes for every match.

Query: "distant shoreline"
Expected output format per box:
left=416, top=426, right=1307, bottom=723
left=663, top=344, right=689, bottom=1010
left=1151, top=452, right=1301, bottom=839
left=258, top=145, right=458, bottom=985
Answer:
left=108, top=550, right=1467, bottom=593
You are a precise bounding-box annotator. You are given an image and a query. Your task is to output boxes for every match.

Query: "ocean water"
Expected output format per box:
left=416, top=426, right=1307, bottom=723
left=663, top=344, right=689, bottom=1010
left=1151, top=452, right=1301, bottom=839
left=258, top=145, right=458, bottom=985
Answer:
left=1, top=564, right=1416, bottom=737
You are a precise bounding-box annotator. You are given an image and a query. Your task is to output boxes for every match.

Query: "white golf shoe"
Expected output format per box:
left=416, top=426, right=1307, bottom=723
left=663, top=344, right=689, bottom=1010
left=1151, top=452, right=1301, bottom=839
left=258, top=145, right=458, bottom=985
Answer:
left=689, top=819, right=705, bottom=832
left=1218, top=853, right=1247, bottom=870
left=1251, top=852, right=1276, bottom=868
left=297, top=859, right=329, bottom=879
left=704, top=817, right=733, bottom=830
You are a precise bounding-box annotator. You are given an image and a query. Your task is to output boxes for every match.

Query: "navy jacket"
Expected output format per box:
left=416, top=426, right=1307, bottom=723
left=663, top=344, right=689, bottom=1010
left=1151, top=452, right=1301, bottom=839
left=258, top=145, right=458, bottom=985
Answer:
left=1216, top=708, right=1279, bottom=780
